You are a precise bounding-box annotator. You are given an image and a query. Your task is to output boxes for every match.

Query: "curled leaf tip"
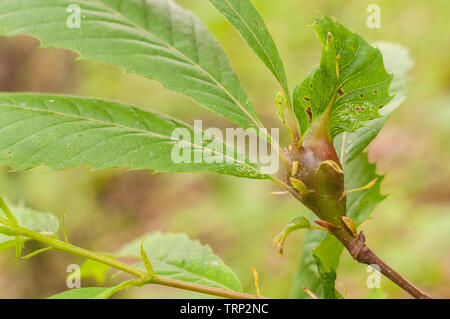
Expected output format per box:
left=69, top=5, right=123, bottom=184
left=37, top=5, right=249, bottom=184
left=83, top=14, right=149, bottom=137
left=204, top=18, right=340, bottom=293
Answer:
left=273, top=217, right=311, bottom=257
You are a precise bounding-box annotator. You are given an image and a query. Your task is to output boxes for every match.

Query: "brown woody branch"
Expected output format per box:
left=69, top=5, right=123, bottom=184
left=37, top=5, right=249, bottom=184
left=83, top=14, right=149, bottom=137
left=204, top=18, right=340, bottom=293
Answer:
left=278, top=180, right=432, bottom=299
left=330, top=227, right=432, bottom=299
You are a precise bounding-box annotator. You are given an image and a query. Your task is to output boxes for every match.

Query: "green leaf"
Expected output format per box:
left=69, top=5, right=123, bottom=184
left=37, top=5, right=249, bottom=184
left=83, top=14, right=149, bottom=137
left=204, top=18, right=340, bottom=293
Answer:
left=48, top=280, right=135, bottom=299
left=293, top=16, right=393, bottom=138
left=117, top=232, right=243, bottom=292
left=273, top=216, right=310, bottom=256
left=0, top=200, right=59, bottom=252
left=334, top=43, right=413, bottom=163
left=208, top=0, right=290, bottom=101
left=0, top=93, right=268, bottom=179
left=312, top=233, right=344, bottom=299
left=0, top=0, right=262, bottom=130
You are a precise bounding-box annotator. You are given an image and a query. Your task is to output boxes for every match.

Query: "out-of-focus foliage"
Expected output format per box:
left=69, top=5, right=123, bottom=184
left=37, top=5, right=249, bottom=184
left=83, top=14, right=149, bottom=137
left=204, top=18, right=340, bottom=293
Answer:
left=0, top=0, right=449, bottom=298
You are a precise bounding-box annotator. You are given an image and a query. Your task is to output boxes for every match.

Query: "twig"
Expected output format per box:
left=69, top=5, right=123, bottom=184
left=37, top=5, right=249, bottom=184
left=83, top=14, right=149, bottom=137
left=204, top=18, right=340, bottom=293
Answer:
left=330, top=228, right=431, bottom=299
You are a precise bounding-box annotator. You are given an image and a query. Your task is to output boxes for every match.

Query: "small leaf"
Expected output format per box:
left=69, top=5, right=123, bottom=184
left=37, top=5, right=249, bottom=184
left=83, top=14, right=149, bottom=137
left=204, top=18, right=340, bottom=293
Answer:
left=341, top=216, right=357, bottom=236
left=0, top=201, right=59, bottom=252
left=48, top=280, right=135, bottom=299
left=293, top=16, right=393, bottom=138
left=290, top=177, right=308, bottom=194
left=117, top=232, right=242, bottom=292
left=140, top=240, right=155, bottom=278
left=273, top=216, right=311, bottom=256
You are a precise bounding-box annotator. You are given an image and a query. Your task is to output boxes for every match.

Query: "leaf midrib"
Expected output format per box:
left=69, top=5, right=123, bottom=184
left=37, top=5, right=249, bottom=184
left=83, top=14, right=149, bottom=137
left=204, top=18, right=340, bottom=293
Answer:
left=221, top=0, right=282, bottom=85
left=134, top=258, right=235, bottom=291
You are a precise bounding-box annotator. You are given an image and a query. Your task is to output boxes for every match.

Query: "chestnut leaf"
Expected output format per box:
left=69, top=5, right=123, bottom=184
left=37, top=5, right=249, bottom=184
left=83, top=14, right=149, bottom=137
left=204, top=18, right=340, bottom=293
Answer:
left=0, top=93, right=268, bottom=179
left=0, top=0, right=262, bottom=131
left=293, top=16, right=394, bottom=138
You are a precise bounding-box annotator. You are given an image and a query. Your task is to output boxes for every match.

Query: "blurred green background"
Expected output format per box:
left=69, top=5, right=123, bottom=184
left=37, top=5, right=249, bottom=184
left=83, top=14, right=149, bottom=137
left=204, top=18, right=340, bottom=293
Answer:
left=0, top=0, right=449, bottom=298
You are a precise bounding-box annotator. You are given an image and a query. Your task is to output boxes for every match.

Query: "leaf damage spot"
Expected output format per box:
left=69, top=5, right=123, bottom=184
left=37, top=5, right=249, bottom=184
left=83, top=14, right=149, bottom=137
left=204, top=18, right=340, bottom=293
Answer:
left=306, top=107, right=313, bottom=122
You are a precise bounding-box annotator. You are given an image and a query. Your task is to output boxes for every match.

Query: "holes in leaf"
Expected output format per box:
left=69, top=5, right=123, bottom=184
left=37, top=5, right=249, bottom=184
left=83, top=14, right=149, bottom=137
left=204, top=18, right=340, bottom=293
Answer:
left=338, top=88, right=344, bottom=96
left=359, top=93, right=364, bottom=98
left=306, top=107, right=313, bottom=122
left=304, top=97, right=310, bottom=101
